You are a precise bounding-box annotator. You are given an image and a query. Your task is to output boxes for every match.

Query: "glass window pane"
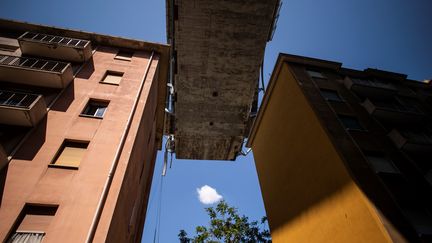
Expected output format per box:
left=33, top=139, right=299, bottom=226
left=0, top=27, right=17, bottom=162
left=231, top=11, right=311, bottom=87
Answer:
left=95, top=107, right=106, bottom=117
left=366, top=155, right=400, bottom=174
left=84, top=105, right=98, bottom=116
left=82, top=100, right=109, bottom=118
left=307, top=70, right=325, bottom=78
left=320, top=89, right=342, bottom=102
left=338, top=115, right=364, bottom=130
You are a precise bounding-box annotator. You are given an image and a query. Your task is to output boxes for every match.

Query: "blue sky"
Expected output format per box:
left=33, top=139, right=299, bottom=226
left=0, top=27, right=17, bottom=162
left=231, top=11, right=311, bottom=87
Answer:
left=1, top=0, right=431, bottom=242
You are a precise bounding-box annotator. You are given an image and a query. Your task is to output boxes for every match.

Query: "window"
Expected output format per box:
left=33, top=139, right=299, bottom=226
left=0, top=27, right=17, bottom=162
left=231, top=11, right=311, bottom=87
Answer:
left=338, top=115, right=364, bottom=130
left=307, top=69, right=325, bottom=79
left=101, top=71, right=123, bottom=85
left=8, top=205, right=58, bottom=243
left=320, top=89, right=343, bottom=102
left=365, top=153, right=400, bottom=174
left=115, top=50, right=133, bottom=61
left=81, top=99, right=109, bottom=118
left=50, top=141, right=89, bottom=169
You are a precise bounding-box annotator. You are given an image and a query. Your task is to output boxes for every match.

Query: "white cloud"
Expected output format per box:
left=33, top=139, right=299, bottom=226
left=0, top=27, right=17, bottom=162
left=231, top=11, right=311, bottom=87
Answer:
left=197, top=185, right=223, bottom=204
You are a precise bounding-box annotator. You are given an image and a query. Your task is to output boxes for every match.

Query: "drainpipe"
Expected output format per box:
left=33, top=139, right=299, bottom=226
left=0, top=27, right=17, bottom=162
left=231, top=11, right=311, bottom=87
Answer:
left=85, top=51, right=155, bottom=243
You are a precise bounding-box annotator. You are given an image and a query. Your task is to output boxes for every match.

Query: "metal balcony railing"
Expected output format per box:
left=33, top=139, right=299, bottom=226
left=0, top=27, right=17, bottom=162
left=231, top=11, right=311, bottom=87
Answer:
left=389, top=129, right=432, bottom=155
left=371, top=98, right=422, bottom=114
left=351, top=78, right=396, bottom=90
left=19, top=32, right=89, bottom=49
left=0, top=90, right=39, bottom=109
left=18, top=32, right=92, bottom=62
left=402, top=131, right=432, bottom=145
left=0, top=55, right=69, bottom=73
left=0, top=54, right=73, bottom=88
left=0, top=89, right=47, bottom=127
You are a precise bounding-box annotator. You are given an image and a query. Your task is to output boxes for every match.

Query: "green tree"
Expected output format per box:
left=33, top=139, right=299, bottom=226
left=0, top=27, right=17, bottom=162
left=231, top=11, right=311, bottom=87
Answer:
left=178, top=200, right=271, bottom=243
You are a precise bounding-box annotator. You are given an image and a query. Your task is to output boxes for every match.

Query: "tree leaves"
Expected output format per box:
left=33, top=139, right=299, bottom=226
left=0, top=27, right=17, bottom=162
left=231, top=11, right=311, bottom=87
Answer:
left=178, top=200, right=272, bottom=243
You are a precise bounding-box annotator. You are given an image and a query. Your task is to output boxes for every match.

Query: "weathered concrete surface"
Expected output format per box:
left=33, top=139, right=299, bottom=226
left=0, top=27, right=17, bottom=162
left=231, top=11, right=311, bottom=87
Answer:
left=168, top=0, right=279, bottom=160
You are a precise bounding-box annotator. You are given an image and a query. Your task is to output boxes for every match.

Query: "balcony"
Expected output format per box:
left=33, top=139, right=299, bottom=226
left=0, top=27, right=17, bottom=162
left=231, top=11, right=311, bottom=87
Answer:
left=0, top=90, right=47, bottom=127
left=388, top=129, right=432, bottom=154
left=18, top=32, right=92, bottom=62
left=0, top=55, right=73, bottom=88
left=362, top=97, right=426, bottom=123
left=344, top=77, right=397, bottom=98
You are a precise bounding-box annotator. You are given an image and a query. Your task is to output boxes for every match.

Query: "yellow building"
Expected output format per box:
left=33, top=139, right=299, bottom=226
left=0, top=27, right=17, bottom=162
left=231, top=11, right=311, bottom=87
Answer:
left=247, top=53, right=432, bottom=242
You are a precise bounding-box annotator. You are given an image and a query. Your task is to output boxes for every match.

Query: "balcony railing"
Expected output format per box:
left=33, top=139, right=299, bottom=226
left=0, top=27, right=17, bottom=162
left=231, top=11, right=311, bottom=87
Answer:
left=18, top=32, right=92, bottom=62
left=344, top=77, right=397, bottom=98
left=0, top=90, right=47, bottom=127
left=362, top=98, right=426, bottom=124
left=0, top=55, right=69, bottom=72
left=0, top=90, right=39, bottom=108
left=20, top=32, right=89, bottom=48
left=388, top=129, right=432, bottom=154
left=353, top=78, right=396, bottom=89
left=0, top=55, right=73, bottom=88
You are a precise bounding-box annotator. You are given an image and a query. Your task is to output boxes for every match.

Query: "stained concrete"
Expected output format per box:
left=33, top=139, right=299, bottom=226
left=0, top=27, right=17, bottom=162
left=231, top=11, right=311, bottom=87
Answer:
left=168, top=0, right=279, bottom=160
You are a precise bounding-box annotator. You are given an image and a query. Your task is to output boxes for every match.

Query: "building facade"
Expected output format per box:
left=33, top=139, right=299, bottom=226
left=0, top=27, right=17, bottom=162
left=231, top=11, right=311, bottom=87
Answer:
left=0, top=19, right=169, bottom=243
left=248, top=53, right=432, bottom=242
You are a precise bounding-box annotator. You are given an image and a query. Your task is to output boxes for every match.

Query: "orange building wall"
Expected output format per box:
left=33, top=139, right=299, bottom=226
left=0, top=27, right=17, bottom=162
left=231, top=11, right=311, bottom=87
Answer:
left=249, top=62, right=393, bottom=243
left=0, top=47, right=160, bottom=243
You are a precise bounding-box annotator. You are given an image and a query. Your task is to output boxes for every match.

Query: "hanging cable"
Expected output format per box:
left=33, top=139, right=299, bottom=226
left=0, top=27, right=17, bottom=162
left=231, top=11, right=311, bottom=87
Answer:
left=154, top=135, right=175, bottom=241
left=152, top=172, right=165, bottom=243
left=260, top=48, right=266, bottom=93
left=162, top=135, right=175, bottom=176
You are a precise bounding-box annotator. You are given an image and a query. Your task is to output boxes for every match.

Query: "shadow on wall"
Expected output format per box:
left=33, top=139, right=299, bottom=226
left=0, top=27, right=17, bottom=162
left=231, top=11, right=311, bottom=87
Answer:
left=50, top=82, right=75, bottom=112
left=0, top=165, right=8, bottom=206
left=13, top=116, right=47, bottom=161
left=51, top=56, right=97, bottom=112
left=254, top=62, right=422, bottom=242
left=75, top=57, right=95, bottom=80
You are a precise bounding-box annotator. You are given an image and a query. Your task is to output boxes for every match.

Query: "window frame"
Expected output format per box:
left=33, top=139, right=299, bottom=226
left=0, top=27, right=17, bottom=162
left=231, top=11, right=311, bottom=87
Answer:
left=337, top=114, right=365, bottom=131
left=319, top=88, right=344, bottom=102
left=100, top=70, right=124, bottom=86
left=114, top=50, right=134, bottom=61
left=363, top=151, right=401, bottom=174
left=80, top=99, right=109, bottom=119
left=306, top=69, right=326, bottom=79
left=7, top=204, right=58, bottom=243
left=49, top=140, right=89, bottom=169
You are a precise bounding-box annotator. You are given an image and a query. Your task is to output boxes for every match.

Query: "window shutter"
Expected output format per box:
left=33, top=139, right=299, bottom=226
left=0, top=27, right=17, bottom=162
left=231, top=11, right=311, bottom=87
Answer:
left=54, top=146, right=86, bottom=167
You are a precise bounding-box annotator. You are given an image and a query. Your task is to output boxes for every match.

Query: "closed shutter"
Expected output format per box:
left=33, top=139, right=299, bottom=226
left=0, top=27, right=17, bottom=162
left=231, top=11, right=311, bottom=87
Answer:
left=52, top=141, right=88, bottom=168
left=102, top=72, right=123, bottom=85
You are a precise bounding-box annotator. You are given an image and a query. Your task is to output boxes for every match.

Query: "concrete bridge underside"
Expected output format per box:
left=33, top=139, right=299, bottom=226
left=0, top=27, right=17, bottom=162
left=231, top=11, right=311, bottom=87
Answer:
left=167, top=0, right=279, bottom=160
